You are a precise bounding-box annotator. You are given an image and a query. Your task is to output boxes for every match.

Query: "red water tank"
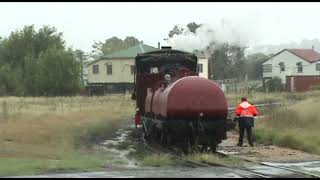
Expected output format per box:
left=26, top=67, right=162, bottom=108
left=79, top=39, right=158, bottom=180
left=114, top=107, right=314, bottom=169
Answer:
left=151, top=87, right=164, bottom=115
left=153, top=76, right=228, bottom=120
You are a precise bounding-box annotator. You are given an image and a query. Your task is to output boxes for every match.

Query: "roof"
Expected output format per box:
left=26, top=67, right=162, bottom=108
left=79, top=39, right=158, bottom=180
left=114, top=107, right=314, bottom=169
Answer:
left=286, top=49, right=320, bottom=63
left=87, top=44, right=158, bottom=65
left=136, top=49, right=197, bottom=62
left=263, top=48, right=320, bottom=65
left=103, top=44, right=158, bottom=59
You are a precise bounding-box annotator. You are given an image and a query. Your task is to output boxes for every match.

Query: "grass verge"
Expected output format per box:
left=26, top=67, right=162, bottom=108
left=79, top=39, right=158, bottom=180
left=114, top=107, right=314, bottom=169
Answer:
left=140, top=154, right=173, bottom=167
left=185, top=153, right=245, bottom=167
left=254, top=98, right=320, bottom=154
left=0, top=95, right=134, bottom=176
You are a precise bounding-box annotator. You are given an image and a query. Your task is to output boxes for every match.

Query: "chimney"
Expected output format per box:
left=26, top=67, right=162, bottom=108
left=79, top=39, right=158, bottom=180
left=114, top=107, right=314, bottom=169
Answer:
left=161, top=46, right=172, bottom=50
left=158, top=42, right=160, bottom=49
left=312, top=45, right=314, bottom=51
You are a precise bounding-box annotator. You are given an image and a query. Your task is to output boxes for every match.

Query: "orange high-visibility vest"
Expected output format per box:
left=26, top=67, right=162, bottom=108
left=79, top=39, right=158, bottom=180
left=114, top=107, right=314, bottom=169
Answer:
left=235, top=101, right=258, bottom=117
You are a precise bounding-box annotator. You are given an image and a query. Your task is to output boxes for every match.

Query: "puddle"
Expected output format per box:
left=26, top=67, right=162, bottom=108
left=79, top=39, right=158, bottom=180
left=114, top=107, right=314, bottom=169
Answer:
left=217, top=150, right=240, bottom=155
left=98, top=128, right=138, bottom=168
left=247, top=165, right=294, bottom=176
left=9, top=167, right=263, bottom=178
left=262, top=161, right=320, bottom=176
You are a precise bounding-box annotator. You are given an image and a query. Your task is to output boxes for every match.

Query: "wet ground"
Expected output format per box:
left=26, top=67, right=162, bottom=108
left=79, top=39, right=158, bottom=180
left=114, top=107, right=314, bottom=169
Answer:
left=218, top=131, right=320, bottom=163
left=9, top=163, right=318, bottom=178
left=7, top=126, right=320, bottom=178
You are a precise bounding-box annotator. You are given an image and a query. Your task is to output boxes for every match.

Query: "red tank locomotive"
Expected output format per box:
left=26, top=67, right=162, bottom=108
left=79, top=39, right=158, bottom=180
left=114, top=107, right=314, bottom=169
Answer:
left=132, top=47, right=234, bottom=152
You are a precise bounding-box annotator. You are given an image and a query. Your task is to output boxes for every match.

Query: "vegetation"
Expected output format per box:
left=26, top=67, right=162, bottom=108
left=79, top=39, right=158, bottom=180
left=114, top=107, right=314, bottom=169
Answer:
left=0, top=95, right=134, bottom=176
left=265, top=77, right=285, bottom=92
left=92, top=36, right=143, bottom=56
left=209, top=43, right=247, bottom=80
left=226, top=90, right=320, bottom=154
left=185, top=153, right=245, bottom=167
left=246, top=53, right=270, bottom=80
left=140, top=154, right=173, bottom=167
left=0, top=25, right=83, bottom=96
left=254, top=98, right=320, bottom=154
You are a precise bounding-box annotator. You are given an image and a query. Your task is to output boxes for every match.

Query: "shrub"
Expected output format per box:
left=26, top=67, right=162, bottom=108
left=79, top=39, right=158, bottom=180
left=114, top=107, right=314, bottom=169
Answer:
left=265, top=77, right=284, bottom=92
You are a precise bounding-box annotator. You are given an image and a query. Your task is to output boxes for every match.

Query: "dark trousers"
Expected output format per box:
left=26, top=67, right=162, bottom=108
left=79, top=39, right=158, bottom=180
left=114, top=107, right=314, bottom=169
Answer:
left=238, top=117, right=254, bottom=145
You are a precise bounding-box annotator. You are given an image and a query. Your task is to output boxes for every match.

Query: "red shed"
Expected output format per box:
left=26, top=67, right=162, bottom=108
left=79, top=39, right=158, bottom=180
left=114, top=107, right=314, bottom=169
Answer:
left=286, top=75, right=320, bottom=92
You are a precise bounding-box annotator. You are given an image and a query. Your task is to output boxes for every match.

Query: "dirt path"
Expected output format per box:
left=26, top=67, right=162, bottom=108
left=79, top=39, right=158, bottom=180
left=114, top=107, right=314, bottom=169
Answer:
left=218, top=130, right=320, bottom=163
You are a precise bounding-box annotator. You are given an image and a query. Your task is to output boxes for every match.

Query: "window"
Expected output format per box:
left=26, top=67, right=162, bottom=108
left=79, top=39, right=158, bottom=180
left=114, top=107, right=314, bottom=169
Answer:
left=106, top=62, right=112, bottom=75
left=130, top=65, right=135, bottom=75
left=197, top=64, right=203, bottom=73
left=296, top=62, right=303, bottom=73
left=150, top=67, right=158, bottom=74
left=316, top=63, right=320, bottom=71
left=92, top=64, right=99, bottom=74
left=263, top=64, right=272, bottom=73
left=279, top=62, right=285, bottom=72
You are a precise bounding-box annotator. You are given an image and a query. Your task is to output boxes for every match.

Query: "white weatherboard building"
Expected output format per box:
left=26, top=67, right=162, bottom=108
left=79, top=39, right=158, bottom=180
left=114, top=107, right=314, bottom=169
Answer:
left=262, top=49, right=320, bottom=85
left=193, top=50, right=209, bottom=79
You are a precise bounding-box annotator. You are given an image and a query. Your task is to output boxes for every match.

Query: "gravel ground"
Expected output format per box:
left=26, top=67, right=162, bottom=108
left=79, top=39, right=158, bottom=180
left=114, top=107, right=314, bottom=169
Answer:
left=218, top=130, right=320, bottom=163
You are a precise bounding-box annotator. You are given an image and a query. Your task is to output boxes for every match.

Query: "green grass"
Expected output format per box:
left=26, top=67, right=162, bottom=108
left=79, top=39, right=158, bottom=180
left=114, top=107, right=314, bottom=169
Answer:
left=140, top=154, right=173, bottom=167
left=185, top=153, right=245, bottom=167
left=226, top=90, right=320, bottom=154
left=254, top=97, right=320, bottom=154
left=0, top=95, right=135, bottom=176
left=0, top=151, right=114, bottom=176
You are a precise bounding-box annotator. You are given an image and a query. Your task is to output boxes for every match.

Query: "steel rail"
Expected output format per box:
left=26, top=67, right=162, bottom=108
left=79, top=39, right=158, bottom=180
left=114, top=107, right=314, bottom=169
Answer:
left=216, top=150, right=320, bottom=178
left=142, top=136, right=270, bottom=178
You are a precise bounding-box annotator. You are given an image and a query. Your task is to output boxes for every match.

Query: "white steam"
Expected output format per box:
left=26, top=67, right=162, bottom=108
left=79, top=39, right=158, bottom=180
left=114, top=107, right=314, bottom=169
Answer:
left=167, top=19, right=250, bottom=53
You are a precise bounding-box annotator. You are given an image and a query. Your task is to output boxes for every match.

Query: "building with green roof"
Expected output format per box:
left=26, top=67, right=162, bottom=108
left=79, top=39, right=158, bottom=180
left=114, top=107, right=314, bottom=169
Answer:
left=86, top=44, right=210, bottom=95
left=87, top=44, right=159, bottom=95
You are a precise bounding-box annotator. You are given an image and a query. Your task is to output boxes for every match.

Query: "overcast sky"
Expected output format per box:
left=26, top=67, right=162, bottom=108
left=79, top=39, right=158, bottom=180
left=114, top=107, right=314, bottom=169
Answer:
left=1, top=2, right=320, bottom=53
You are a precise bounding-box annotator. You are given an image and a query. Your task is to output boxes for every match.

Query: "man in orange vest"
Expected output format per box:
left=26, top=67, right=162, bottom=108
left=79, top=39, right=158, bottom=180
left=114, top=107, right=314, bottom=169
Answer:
left=234, top=97, right=259, bottom=147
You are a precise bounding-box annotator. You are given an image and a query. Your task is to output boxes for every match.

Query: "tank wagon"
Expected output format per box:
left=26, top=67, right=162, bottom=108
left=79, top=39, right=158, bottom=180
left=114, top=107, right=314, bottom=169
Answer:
left=131, top=47, right=235, bottom=152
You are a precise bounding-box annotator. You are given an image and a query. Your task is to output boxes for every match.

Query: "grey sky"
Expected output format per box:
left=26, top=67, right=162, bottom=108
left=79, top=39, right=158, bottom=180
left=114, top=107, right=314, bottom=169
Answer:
left=1, top=2, right=320, bottom=53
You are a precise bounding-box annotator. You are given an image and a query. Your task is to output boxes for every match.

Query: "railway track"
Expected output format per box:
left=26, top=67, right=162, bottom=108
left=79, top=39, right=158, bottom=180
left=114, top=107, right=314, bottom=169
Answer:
left=142, top=134, right=319, bottom=178
left=142, top=137, right=270, bottom=178
left=139, top=99, right=319, bottom=178
left=216, top=150, right=320, bottom=178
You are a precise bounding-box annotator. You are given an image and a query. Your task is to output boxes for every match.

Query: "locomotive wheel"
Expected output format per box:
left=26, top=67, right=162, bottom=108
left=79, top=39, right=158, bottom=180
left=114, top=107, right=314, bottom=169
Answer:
left=209, top=142, right=217, bottom=153
left=160, top=132, right=172, bottom=146
left=199, top=144, right=209, bottom=153
left=160, top=132, right=167, bottom=146
left=181, top=141, right=192, bottom=154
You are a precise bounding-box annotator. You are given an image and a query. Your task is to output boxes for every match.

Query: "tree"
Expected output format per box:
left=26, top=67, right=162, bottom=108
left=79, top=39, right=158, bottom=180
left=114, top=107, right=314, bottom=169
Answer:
left=246, top=53, right=270, bottom=80
left=168, top=22, right=202, bottom=38
left=74, top=49, right=89, bottom=86
left=186, top=22, right=201, bottom=33
left=101, top=36, right=124, bottom=55
left=168, top=25, right=184, bottom=38
left=123, top=36, right=141, bottom=48
left=0, top=25, right=81, bottom=96
left=92, top=36, right=142, bottom=56
left=209, top=43, right=247, bottom=80
left=38, top=48, right=81, bottom=96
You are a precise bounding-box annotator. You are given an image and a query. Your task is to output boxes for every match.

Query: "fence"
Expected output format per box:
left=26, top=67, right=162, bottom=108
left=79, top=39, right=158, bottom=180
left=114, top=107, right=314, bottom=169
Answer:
left=213, top=79, right=262, bottom=94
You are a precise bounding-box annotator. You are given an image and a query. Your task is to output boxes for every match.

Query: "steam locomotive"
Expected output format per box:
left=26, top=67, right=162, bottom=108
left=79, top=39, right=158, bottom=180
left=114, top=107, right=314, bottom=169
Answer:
left=131, top=47, right=235, bottom=152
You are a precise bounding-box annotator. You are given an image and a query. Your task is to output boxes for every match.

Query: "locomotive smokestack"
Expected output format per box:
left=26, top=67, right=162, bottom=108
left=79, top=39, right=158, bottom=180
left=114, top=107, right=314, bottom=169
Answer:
left=161, top=46, right=172, bottom=50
